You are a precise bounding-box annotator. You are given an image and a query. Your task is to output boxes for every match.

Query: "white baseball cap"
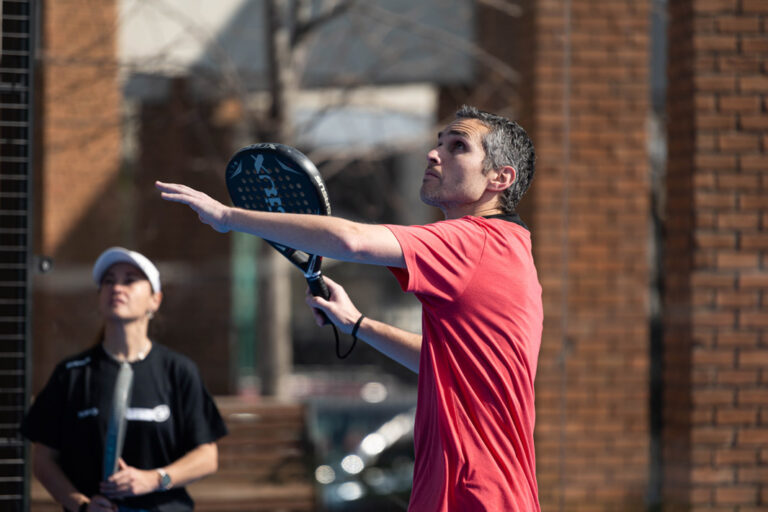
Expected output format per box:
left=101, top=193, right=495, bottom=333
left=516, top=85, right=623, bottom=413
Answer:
left=92, top=247, right=161, bottom=292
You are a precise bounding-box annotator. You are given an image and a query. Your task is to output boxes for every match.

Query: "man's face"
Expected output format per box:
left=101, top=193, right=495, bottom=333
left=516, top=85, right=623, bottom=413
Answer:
left=420, top=118, right=490, bottom=214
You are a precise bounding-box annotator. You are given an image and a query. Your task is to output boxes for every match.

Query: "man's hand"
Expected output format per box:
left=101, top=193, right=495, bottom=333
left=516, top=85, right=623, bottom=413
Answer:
left=155, top=181, right=231, bottom=233
left=100, top=459, right=159, bottom=499
left=305, top=276, right=361, bottom=333
left=305, top=275, right=421, bottom=372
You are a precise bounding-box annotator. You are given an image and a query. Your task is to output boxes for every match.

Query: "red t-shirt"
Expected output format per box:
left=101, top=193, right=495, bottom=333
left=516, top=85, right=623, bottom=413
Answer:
left=386, top=216, right=543, bottom=512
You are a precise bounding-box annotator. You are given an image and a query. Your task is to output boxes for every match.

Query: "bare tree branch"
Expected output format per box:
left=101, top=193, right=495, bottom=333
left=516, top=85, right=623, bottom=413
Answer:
left=356, top=3, right=520, bottom=85
left=293, top=0, right=358, bottom=46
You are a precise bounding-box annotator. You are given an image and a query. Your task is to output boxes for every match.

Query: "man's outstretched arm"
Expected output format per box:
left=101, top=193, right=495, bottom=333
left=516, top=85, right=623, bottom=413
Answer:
left=156, top=181, right=405, bottom=268
left=306, top=277, right=421, bottom=373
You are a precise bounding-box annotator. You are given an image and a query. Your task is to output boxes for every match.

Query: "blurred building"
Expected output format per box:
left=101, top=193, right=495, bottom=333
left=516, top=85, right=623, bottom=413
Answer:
left=17, top=0, right=768, bottom=511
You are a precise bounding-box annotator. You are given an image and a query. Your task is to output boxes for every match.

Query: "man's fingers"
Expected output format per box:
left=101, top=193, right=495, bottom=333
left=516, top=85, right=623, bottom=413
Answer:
left=157, top=191, right=193, bottom=205
left=304, top=292, right=332, bottom=325
left=159, top=190, right=199, bottom=204
left=155, top=180, right=193, bottom=193
left=155, top=181, right=206, bottom=203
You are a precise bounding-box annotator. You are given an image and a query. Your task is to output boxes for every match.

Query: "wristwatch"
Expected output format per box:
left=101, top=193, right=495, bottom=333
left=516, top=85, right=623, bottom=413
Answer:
left=78, top=503, right=88, bottom=512
left=156, top=467, right=172, bottom=491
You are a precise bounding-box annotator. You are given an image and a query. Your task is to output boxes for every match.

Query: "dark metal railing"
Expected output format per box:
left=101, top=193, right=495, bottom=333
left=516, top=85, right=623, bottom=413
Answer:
left=0, top=0, right=35, bottom=509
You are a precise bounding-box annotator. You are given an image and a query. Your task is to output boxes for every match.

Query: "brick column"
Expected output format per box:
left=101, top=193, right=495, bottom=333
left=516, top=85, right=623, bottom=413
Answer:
left=512, top=0, right=653, bottom=509
left=663, top=0, right=768, bottom=510
left=38, top=0, right=123, bottom=259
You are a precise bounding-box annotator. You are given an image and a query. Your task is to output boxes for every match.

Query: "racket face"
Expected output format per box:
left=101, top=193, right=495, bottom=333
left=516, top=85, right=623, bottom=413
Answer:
left=225, top=143, right=332, bottom=276
left=225, top=143, right=331, bottom=217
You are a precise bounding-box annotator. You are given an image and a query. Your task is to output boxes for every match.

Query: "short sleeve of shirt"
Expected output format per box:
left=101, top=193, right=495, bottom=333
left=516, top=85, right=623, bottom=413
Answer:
left=385, top=219, right=487, bottom=302
left=21, top=363, right=68, bottom=449
left=174, top=358, right=228, bottom=452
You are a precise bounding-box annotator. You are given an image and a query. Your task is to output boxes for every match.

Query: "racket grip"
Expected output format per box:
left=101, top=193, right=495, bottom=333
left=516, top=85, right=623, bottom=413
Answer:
left=308, top=275, right=330, bottom=300
left=307, top=275, right=331, bottom=325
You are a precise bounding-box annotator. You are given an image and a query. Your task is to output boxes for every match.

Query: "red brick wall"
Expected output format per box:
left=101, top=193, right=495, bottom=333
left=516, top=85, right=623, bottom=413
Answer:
left=663, top=0, right=768, bottom=510
left=520, top=0, right=652, bottom=509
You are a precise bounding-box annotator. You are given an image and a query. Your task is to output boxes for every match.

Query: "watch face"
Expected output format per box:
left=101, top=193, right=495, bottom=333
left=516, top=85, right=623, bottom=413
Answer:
left=161, top=472, right=172, bottom=489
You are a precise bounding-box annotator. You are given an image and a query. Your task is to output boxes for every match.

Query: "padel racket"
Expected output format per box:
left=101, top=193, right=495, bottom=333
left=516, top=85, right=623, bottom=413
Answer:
left=103, top=362, right=133, bottom=480
left=224, top=143, right=353, bottom=358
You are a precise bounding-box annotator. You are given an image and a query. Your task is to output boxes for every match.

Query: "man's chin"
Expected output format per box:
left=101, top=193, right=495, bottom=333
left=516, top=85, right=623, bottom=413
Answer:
left=419, top=189, right=440, bottom=208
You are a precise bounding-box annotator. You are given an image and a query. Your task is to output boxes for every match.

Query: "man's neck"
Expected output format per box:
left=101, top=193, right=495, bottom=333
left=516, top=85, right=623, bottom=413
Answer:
left=442, top=206, right=504, bottom=220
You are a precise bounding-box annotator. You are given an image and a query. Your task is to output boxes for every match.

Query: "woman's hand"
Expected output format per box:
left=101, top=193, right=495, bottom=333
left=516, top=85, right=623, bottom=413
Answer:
left=100, top=459, right=158, bottom=499
left=81, top=494, right=117, bottom=512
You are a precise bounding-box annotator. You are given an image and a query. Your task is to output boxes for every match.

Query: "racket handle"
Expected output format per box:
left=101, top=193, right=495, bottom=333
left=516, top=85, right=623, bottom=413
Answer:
left=308, top=274, right=330, bottom=300
left=307, top=274, right=331, bottom=325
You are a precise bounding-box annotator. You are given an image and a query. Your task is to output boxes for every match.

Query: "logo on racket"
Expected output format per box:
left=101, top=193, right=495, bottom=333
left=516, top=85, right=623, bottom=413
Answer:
left=252, top=154, right=286, bottom=212
left=231, top=160, right=243, bottom=178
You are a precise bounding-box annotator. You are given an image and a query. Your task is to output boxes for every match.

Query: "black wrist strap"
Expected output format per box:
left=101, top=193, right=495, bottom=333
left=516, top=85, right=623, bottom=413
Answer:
left=336, top=314, right=364, bottom=359
left=79, top=502, right=89, bottom=512
left=352, top=314, right=365, bottom=339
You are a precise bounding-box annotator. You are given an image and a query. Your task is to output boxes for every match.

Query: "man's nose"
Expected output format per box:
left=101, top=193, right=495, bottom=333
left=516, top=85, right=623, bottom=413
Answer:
left=427, top=148, right=440, bottom=164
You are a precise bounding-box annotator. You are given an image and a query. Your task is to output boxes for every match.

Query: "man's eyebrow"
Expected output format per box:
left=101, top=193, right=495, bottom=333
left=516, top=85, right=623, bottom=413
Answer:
left=437, top=128, right=470, bottom=140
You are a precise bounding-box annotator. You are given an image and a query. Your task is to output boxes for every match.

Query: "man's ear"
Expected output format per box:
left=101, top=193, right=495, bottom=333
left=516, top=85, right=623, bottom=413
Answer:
left=488, top=165, right=516, bottom=192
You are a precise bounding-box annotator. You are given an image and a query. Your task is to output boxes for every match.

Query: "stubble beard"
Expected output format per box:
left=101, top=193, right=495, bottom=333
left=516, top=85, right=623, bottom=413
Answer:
left=419, top=181, right=442, bottom=208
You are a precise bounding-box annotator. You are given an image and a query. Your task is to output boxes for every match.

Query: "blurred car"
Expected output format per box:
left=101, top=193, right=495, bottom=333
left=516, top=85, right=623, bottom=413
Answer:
left=308, top=399, right=416, bottom=512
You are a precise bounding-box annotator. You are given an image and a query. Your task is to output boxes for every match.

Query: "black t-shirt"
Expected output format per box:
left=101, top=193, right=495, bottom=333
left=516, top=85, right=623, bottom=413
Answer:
left=21, top=343, right=228, bottom=511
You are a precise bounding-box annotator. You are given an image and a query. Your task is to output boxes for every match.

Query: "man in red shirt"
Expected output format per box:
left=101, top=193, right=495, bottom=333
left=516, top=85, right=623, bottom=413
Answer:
left=157, top=105, right=542, bottom=511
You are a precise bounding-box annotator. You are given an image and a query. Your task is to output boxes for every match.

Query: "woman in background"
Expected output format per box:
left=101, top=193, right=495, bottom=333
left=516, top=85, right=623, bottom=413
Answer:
left=22, top=247, right=228, bottom=512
